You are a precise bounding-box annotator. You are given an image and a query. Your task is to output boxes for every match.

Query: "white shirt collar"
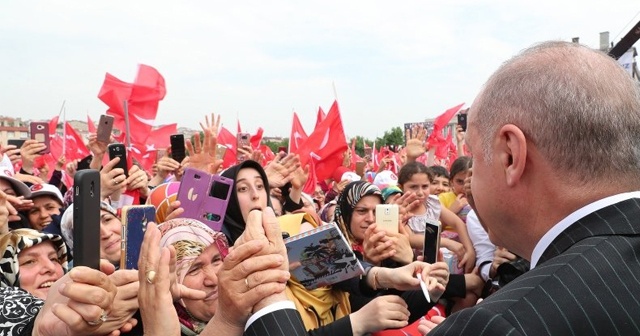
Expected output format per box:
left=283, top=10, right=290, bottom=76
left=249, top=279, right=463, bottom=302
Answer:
left=530, top=191, right=640, bottom=268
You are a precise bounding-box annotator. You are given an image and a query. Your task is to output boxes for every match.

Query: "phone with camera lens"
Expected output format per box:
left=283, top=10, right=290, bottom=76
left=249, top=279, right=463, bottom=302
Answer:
left=29, top=122, right=50, bottom=154
left=236, top=132, right=251, bottom=162
left=375, top=204, right=399, bottom=234
left=108, top=143, right=128, bottom=177
left=457, top=113, right=468, bottom=132
left=73, top=169, right=101, bottom=270
left=170, top=134, right=186, bottom=163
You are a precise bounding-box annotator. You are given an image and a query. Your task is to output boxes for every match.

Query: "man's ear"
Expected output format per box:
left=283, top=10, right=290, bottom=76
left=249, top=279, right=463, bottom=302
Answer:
left=497, top=124, right=527, bottom=187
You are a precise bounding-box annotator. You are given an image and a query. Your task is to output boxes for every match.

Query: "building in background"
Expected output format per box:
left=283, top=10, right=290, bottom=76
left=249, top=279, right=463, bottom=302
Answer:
left=0, top=117, right=29, bottom=147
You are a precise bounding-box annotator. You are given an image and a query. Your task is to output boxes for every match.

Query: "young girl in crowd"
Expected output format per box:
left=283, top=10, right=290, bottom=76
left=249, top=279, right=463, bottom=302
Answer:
left=438, top=156, right=472, bottom=223
left=397, top=162, right=475, bottom=273
left=428, top=165, right=451, bottom=196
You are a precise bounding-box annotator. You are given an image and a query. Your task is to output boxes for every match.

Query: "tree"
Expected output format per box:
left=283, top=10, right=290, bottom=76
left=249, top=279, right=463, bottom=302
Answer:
left=264, top=138, right=289, bottom=153
left=375, top=127, right=404, bottom=149
left=352, top=136, right=374, bottom=157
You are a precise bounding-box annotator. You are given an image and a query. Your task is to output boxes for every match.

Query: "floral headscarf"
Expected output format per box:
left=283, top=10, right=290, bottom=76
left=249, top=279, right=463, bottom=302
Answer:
left=334, top=181, right=383, bottom=247
left=158, top=218, right=229, bottom=335
left=0, top=229, right=68, bottom=289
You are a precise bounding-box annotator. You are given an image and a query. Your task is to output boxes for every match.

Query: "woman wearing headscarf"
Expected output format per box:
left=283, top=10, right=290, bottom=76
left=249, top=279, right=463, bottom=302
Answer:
left=220, top=161, right=448, bottom=335
left=158, top=218, right=229, bottom=336
left=0, top=228, right=68, bottom=300
left=334, top=180, right=449, bottom=323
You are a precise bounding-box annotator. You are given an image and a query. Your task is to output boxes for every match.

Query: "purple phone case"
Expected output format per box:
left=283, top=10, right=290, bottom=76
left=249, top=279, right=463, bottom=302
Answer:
left=121, top=205, right=156, bottom=270
left=176, top=168, right=233, bottom=232
left=177, top=168, right=213, bottom=223
left=198, top=174, right=233, bottom=232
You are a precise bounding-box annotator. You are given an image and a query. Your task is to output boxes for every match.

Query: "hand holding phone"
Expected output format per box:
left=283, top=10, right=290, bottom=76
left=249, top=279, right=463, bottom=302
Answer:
left=236, top=133, right=251, bottom=163
left=457, top=113, right=468, bottom=132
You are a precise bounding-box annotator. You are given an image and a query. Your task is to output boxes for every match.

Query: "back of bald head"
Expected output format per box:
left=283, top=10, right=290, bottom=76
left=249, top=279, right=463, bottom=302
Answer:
left=474, top=41, right=640, bottom=187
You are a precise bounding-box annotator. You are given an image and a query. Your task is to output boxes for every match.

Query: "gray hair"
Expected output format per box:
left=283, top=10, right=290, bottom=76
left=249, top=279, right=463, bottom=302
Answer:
left=474, top=41, right=640, bottom=184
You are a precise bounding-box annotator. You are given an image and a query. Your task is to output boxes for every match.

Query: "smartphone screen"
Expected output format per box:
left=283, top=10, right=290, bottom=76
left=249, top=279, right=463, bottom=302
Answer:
left=423, top=219, right=442, bottom=264
left=170, top=134, right=186, bottom=163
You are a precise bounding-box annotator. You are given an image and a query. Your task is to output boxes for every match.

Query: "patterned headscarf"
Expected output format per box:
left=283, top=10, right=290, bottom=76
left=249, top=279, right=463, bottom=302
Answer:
left=158, top=218, right=229, bottom=335
left=334, top=181, right=383, bottom=246
left=158, top=218, right=229, bottom=285
left=0, top=229, right=68, bottom=288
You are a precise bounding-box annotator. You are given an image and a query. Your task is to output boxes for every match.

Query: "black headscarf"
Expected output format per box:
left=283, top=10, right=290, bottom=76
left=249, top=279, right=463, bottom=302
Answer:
left=221, top=160, right=272, bottom=245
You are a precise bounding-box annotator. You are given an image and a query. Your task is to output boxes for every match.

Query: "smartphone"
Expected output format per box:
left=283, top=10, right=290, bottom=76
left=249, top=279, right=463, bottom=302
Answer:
left=97, top=115, right=114, bottom=143
left=30, top=122, right=50, bottom=154
left=355, top=161, right=366, bottom=177
left=423, top=218, right=442, bottom=264
left=108, top=143, right=128, bottom=177
left=177, top=168, right=211, bottom=221
left=277, top=146, right=287, bottom=154
left=236, top=132, right=251, bottom=162
left=120, top=205, right=156, bottom=270
left=170, top=134, right=186, bottom=163
left=73, top=170, right=101, bottom=269
left=457, top=113, right=468, bottom=132
left=375, top=204, right=399, bottom=234
left=7, top=139, right=26, bottom=149
left=200, top=175, right=233, bottom=231
left=77, top=155, right=93, bottom=171
left=216, top=145, right=227, bottom=161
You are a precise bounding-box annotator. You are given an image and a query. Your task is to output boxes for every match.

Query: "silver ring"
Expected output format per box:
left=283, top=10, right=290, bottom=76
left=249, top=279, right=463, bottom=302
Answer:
left=86, top=309, right=108, bottom=326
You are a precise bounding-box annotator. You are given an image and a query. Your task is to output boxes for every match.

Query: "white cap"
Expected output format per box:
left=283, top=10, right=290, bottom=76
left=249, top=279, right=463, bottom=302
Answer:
left=341, top=171, right=361, bottom=182
left=373, top=170, right=398, bottom=189
left=28, top=183, right=64, bottom=205
left=0, top=154, right=32, bottom=197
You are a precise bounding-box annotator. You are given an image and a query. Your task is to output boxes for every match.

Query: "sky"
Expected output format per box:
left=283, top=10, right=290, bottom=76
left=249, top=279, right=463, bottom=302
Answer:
left=1, top=1, right=639, bottom=139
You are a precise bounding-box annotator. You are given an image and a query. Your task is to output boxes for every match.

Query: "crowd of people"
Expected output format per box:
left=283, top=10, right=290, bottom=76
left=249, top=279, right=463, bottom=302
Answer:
left=1, top=40, right=639, bottom=336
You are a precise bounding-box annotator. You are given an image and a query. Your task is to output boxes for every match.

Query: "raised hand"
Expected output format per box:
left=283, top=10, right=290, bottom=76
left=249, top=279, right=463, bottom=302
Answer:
left=264, top=153, right=300, bottom=188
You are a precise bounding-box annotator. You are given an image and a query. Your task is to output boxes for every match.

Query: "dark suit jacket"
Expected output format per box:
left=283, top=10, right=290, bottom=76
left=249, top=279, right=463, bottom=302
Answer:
left=244, top=308, right=307, bottom=336
left=430, top=198, right=640, bottom=336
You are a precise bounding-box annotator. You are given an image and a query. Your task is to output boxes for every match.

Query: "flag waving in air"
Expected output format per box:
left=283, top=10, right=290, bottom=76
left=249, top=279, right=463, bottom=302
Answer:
left=289, top=112, right=308, bottom=153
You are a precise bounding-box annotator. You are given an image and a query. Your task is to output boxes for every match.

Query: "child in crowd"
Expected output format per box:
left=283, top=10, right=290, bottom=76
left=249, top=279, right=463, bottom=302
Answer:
left=438, top=156, right=472, bottom=223
left=397, top=161, right=475, bottom=274
left=428, top=165, right=451, bottom=195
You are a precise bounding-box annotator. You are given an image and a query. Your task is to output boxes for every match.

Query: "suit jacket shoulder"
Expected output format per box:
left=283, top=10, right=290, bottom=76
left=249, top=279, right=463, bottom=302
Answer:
left=430, top=199, right=640, bottom=336
left=244, top=308, right=307, bottom=336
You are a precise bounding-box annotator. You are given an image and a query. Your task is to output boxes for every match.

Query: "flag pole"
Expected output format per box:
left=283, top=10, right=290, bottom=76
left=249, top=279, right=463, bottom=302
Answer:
left=123, top=100, right=131, bottom=148
left=57, top=100, right=66, bottom=120
left=62, top=107, right=66, bottom=156
left=332, top=81, right=338, bottom=101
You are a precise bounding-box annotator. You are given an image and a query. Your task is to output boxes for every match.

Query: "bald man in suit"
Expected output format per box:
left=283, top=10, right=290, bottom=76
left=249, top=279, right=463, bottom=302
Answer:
left=427, top=41, right=640, bottom=335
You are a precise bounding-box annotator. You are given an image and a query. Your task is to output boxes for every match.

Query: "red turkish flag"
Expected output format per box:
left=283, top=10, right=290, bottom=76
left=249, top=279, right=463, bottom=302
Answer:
left=87, top=115, right=97, bottom=134
left=98, top=64, right=166, bottom=146
left=289, top=112, right=308, bottom=153
left=250, top=127, right=263, bottom=150
left=294, top=100, right=348, bottom=181
left=427, top=103, right=464, bottom=146
left=217, top=127, right=238, bottom=168
left=302, top=159, right=317, bottom=195
left=64, top=122, right=90, bottom=160
left=48, top=116, right=59, bottom=136
left=147, top=124, right=177, bottom=150
left=258, top=144, right=275, bottom=166
left=237, top=120, right=242, bottom=134
left=315, top=107, right=326, bottom=130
